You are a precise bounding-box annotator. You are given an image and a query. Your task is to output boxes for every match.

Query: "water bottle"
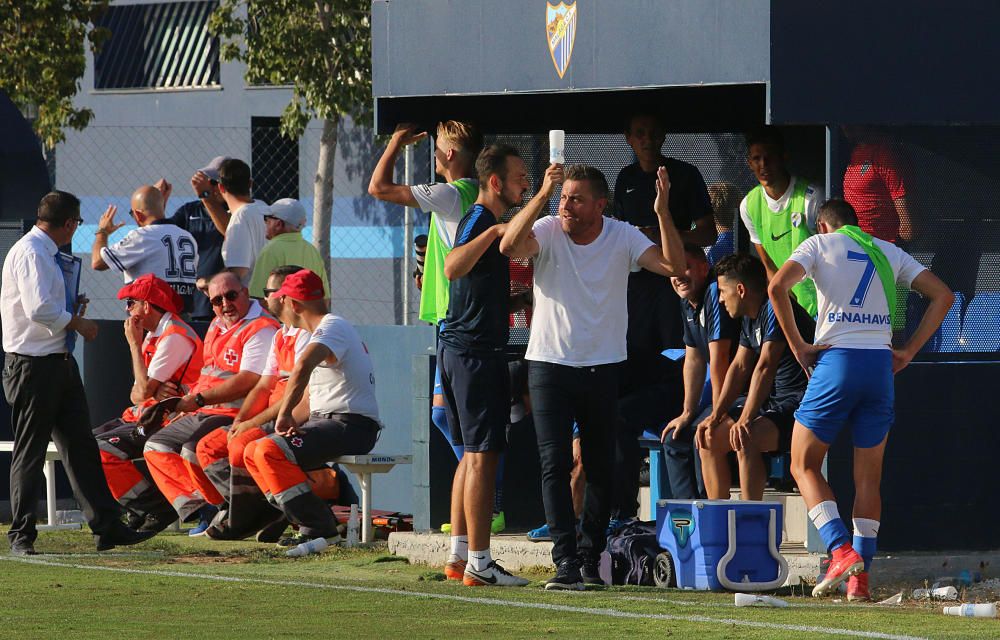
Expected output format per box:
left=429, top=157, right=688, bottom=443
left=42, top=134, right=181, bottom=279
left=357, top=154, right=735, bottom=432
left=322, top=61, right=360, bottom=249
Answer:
left=549, top=130, right=565, bottom=164
left=913, top=586, right=958, bottom=600
left=734, top=593, right=789, bottom=608
left=943, top=603, right=997, bottom=618
left=346, top=504, right=360, bottom=547
left=285, top=537, right=329, bottom=557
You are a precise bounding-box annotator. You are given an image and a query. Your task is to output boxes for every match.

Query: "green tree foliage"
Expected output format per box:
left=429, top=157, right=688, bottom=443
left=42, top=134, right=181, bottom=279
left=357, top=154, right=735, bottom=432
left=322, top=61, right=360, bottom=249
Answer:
left=0, top=1, right=110, bottom=148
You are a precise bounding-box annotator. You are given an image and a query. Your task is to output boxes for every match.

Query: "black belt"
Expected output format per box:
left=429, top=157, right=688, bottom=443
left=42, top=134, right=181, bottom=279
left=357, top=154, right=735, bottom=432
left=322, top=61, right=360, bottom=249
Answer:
left=9, top=352, right=71, bottom=361
left=309, top=412, right=382, bottom=430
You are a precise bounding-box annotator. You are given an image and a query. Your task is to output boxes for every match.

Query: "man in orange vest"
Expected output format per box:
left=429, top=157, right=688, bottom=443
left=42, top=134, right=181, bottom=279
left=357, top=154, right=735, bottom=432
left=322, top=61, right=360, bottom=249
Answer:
left=192, top=265, right=312, bottom=540
left=95, top=274, right=204, bottom=533
left=142, top=271, right=279, bottom=528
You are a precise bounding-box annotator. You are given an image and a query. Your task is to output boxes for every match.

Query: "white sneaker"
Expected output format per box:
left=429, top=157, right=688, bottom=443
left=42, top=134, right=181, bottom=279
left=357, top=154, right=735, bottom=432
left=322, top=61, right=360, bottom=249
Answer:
left=463, top=561, right=529, bottom=587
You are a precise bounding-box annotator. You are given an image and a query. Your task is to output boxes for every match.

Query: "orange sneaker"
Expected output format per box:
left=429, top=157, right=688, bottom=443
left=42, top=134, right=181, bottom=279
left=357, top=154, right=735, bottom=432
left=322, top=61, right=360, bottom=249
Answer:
left=847, top=572, right=871, bottom=602
left=444, top=554, right=467, bottom=580
left=812, top=544, right=864, bottom=597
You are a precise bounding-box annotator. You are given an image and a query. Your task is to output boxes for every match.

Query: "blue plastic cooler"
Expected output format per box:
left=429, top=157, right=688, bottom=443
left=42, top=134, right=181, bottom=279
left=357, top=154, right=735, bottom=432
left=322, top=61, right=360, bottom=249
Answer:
left=655, top=499, right=788, bottom=591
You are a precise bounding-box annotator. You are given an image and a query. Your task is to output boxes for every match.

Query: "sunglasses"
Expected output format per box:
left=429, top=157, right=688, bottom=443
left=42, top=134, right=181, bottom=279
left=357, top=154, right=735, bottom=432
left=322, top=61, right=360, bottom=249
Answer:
left=210, top=290, right=241, bottom=307
left=262, top=287, right=279, bottom=298
left=125, top=298, right=139, bottom=310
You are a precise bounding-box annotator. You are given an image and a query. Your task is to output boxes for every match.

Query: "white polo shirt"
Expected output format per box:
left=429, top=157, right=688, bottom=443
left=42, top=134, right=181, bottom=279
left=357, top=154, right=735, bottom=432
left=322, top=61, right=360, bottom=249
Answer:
left=222, top=200, right=269, bottom=285
left=1, top=226, right=74, bottom=356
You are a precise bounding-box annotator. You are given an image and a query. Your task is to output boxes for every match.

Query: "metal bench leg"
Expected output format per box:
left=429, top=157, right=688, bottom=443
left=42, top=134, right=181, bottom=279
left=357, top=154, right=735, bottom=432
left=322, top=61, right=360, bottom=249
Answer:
left=44, top=459, right=57, bottom=526
left=359, top=472, right=372, bottom=544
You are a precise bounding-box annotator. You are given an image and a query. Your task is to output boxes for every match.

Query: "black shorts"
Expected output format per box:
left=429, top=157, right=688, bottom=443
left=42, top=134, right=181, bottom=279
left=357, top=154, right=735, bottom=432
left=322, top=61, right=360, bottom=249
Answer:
left=759, top=393, right=802, bottom=453
left=438, top=343, right=509, bottom=453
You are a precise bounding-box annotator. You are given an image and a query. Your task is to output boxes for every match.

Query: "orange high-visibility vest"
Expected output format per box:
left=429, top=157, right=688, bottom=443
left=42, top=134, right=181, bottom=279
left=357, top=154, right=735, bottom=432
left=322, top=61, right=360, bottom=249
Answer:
left=267, top=327, right=301, bottom=407
left=190, top=313, right=280, bottom=417
left=121, top=314, right=204, bottom=423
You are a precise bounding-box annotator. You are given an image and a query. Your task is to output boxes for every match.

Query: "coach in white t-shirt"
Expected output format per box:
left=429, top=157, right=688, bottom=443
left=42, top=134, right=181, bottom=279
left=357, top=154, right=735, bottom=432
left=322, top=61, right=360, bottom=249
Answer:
left=499, top=164, right=686, bottom=589
left=91, top=185, right=199, bottom=314
left=217, top=158, right=268, bottom=287
left=768, top=198, right=953, bottom=601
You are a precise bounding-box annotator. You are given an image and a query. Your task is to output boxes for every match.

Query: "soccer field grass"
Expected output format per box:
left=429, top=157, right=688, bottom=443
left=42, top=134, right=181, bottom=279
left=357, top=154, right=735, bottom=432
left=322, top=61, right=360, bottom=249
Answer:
left=1, top=529, right=996, bottom=639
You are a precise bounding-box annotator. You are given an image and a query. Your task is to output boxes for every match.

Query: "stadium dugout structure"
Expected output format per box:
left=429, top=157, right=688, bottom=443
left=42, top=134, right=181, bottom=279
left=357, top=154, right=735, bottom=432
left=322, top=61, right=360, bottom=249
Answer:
left=373, top=0, right=1000, bottom=552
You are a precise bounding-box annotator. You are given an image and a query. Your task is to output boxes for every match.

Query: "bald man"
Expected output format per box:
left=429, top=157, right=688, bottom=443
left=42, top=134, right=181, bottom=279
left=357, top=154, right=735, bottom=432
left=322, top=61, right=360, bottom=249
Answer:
left=92, top=185, right=200, bottom=314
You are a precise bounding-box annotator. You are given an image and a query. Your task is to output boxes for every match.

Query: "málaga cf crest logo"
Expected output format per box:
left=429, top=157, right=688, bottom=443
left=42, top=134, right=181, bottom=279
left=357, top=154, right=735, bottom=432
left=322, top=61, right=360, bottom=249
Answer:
left=546, top=2, right=577, bottom=79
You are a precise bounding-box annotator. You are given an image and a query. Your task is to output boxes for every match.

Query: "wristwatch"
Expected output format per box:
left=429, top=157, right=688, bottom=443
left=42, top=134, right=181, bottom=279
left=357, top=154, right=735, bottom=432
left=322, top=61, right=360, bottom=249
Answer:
left=194, top=393, right=206, bottom=408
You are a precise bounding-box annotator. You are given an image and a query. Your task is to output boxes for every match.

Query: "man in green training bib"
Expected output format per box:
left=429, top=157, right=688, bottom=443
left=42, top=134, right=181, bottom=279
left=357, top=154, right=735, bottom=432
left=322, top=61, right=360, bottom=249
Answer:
left=739, top=127, right=822, bottom=316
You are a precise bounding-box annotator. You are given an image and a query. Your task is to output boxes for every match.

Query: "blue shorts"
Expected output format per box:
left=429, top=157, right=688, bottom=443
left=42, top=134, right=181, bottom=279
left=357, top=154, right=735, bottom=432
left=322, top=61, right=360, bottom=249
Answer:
left=433, top=363, right=443, bottom=396
left=794, top=348, right=894, bottom=448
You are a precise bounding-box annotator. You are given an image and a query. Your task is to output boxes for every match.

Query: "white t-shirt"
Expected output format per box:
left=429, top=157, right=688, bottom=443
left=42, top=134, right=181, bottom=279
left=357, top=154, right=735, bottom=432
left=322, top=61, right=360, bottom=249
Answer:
left=411, top=182, right=471, bottom=248
left=526, top=215, right=653, bottom=366
left=222, top=200, right=269, bottom=284
left=144, top=312, right=197, bottom=384
left=262, top=326, right=311, bottom=377
left=739, top=177, right=824, bottom=245
left=102, top=222, right=199, bottom=287
left=789, top=233, right=926, bottom=349
left=307, top=314, right=379, bottom=420
left=215, top=300, right=277, bottom=374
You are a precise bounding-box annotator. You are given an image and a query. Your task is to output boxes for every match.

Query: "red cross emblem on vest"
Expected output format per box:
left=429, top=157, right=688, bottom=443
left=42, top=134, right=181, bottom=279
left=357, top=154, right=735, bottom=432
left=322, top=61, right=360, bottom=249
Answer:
left=224, top=348, right=239, bottom=367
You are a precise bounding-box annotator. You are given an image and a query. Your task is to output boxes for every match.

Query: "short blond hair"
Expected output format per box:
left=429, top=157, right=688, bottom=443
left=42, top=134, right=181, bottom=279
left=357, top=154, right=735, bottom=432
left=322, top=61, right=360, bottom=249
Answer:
left=707, top=181, right=738, bottom=231
left=437, top=120, right=483, bottom=158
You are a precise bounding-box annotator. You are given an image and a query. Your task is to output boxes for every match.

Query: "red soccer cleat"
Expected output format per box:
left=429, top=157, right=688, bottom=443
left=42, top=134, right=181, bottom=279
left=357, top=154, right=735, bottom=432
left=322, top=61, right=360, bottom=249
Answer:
left=812, top=543, right=864, bottom=597
left=847, top=572, right=871, bottom=602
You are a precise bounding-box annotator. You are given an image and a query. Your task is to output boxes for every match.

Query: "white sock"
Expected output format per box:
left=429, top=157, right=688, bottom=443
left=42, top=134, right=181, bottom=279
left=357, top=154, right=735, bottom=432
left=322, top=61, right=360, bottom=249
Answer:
left=853, top=518, right=880, bottom=538
left=808, top=500, right=842, bottom=529
left=450, top=535, right=468, bottom=561
left=469, top=548, right=492, bottom=572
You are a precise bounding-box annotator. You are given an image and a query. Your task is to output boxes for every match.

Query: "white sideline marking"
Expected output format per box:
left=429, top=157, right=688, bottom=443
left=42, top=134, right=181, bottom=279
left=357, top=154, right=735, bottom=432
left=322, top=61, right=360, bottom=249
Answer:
left=0, top=556, right=927, bottom=640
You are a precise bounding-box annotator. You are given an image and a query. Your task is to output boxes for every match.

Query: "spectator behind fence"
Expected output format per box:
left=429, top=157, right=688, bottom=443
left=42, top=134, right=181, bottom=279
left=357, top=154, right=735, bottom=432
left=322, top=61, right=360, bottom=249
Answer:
left=244, top=269, right=381, bottom=549
left=659, top=244, right=740, bottom=499
left=608, top=112, right=714, bottom=527
left=90, top=185, right=200, bottom=315
left=139, top=272, right=279, bottom=535
left=1, top=191, right=154, bottom=555
left=740, top=126, right=822, bottom=316
left=768, top=198, right=952, bottom=601
left=842, top=127, right=913, bottom=244
left=248, top=199, right=330, bottom=300
left=706, top=181, right=738, bottom=266
left=94, top=274, right=204, bottom=534
left=194, top=266, right=312, bottom=541
left=218, top=159, right=268, bottom=287
left=697, top=254, right=813, bottom=501
left=501, top=164, right=685, bottom=590
left=162, top=156, right=231, bottom=321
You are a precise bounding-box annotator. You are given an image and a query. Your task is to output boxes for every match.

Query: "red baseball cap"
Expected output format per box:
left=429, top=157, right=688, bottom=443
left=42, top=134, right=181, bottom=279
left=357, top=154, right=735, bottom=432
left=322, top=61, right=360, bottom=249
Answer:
left=117, top=273, right=184, bottom=314
left=271, top=269, right=325, bottom=301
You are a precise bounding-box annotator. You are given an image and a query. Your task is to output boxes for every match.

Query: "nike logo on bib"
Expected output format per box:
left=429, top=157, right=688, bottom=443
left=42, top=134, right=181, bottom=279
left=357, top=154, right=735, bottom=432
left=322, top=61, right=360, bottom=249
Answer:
left=771, top=230, right=791, bottom=241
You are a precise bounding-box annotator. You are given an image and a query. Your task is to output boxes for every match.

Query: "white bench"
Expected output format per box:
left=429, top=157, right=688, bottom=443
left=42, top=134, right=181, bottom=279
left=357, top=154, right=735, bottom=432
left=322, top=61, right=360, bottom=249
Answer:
left=332, top=454, right=411, bottom=544
left=0, top=441, right=81, bottom=531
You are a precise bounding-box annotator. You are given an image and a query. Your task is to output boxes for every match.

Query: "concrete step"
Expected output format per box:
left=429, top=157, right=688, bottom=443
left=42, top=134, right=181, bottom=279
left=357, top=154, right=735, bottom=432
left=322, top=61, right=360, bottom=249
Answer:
left=387, top=530, right=821, bottom=587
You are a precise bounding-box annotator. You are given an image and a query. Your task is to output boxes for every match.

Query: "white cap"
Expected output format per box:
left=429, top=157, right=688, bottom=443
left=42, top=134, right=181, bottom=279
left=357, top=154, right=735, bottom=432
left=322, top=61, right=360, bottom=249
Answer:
left=267, top=198, right=307, bottom=230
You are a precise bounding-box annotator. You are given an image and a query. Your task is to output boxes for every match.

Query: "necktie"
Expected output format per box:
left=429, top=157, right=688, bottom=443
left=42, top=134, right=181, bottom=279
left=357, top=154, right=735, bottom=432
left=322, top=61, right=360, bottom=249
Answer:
left=55, top=251, right=76, bottom=354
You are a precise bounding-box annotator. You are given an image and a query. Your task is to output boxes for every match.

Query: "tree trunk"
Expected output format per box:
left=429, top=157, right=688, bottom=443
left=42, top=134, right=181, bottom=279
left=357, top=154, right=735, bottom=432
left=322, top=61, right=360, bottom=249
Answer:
left=313, top=116, right=338, bottom=284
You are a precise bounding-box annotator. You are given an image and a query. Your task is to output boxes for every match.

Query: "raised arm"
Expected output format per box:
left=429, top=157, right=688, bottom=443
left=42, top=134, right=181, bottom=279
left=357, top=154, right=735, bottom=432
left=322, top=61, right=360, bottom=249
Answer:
left=636, top=166, right=686, bottom=277
left=499, top=164, right=563, bottom=259
left=367, top=123, right=426, bottom=207
left=91, top=205, right=125, bottom=271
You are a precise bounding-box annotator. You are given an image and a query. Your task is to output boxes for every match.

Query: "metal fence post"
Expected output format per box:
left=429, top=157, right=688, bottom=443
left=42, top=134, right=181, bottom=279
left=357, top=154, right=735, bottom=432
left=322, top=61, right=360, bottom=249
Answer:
left=403, top=144, right=415, bottom=325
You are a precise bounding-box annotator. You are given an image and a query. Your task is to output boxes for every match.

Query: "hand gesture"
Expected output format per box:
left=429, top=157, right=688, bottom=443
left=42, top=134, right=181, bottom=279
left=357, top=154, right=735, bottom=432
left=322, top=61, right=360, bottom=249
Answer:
left=393, top=123, right=428, bottom=146
left=123, top=316, right=144, bottom=347
left=653, top=166, right=671, bottom=217
left=660, top=413, right=692, bottom=443
left=98, top=205, right=125, bottom=235
left=539, top=163, right=564, bottom=197
left=154, top=178, right=173, bottom=205
left=274, top=414, right=301, bottom=437
left=191, top=171, right=214, bottom=197
left=793, top=343, right=830, bottom=377
left=729, top=417, right=753, bottom=451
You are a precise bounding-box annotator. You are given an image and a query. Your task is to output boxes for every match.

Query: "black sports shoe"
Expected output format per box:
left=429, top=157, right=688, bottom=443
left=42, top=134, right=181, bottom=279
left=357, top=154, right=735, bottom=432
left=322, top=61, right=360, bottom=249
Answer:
left=580, top=554, right=605, bottom=586
left=95, top=522, right=156, bottom=551
left=136, top=510, right=178, bottom=535
left=544, top=558, right=584, bottom=591
left=10, top=542, right=37, bottom=556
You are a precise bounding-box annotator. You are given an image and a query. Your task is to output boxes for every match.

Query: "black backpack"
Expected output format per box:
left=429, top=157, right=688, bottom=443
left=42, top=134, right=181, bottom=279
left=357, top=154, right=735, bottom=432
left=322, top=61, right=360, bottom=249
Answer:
left=608, top=521, right=660, bottom=586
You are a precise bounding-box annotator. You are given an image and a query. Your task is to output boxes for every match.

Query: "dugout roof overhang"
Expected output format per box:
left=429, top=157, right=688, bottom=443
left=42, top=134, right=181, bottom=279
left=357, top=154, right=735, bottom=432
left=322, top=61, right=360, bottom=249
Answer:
left=371, top=0, right=1000, bottom=134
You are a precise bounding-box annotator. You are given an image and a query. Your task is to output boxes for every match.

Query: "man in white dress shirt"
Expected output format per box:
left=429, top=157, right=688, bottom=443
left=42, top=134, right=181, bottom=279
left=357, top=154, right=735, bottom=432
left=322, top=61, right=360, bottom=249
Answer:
left=1, top=191, right=154, bottom=554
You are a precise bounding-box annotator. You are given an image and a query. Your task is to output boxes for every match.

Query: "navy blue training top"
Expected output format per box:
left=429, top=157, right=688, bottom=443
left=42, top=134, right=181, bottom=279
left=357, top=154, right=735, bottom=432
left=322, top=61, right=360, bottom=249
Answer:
left=681, top=280, right=740, bottom=360
left=438, top=204, right=510, bottom=354
left=739, top=298, right=815, bottom=404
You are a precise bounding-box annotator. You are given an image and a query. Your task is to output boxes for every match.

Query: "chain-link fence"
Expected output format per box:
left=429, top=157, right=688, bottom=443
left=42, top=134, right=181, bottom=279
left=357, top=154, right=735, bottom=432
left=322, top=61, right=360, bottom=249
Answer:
left=55, top=122, right=427, bottom=325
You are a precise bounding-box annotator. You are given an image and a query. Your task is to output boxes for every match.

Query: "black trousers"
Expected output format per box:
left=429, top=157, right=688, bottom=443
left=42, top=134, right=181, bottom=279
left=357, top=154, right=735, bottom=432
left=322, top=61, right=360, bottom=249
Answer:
left=528, top=360, right=620, bottom=566
left=2, top=353, right=121, bottom=548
